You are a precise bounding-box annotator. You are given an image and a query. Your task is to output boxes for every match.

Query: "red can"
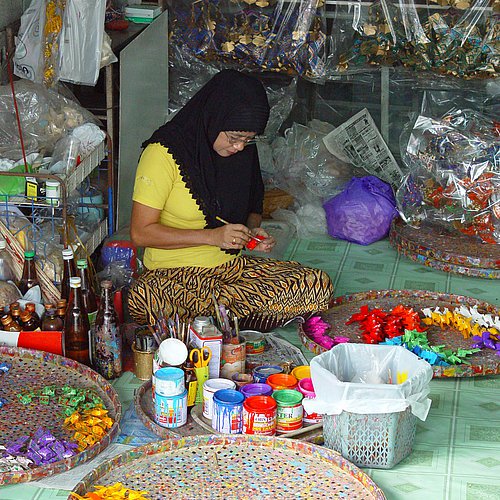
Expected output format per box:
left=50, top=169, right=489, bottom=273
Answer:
left=246, top=234, right=265, bottom=251
left=242, top=395, right=277, bottom=436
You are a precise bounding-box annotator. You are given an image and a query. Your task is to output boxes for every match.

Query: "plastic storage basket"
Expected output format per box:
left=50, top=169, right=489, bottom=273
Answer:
left=323, top=406, right=417, bottom=469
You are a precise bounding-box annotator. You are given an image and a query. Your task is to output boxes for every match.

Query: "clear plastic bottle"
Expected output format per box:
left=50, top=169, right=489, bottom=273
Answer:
left=0, top=240, right=15, bottom=281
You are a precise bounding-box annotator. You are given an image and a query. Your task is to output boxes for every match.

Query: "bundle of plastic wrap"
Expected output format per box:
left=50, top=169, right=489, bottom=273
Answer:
left=397, top=107, right=499, bottom=243
left=167, top=0, right=327, bottom=79
left=327, top=0, right=499, bottom=80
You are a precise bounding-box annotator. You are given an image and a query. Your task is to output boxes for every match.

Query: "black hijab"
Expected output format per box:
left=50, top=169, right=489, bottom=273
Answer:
left=142, top=70, right=270, bottom=236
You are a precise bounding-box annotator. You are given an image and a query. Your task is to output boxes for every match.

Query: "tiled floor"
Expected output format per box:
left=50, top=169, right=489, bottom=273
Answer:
left=1, top=235, right=499, bottom=499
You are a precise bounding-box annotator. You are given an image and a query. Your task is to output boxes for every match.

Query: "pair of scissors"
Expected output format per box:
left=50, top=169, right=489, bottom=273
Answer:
left=189, top=347, right=212, bottom=368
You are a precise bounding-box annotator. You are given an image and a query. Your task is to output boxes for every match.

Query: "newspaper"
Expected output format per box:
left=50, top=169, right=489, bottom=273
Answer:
left=322, top=108, right=404, bottom=186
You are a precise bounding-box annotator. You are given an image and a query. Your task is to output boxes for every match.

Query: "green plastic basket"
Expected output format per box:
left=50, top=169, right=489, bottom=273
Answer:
left=323, top=406, right=417, bottom=469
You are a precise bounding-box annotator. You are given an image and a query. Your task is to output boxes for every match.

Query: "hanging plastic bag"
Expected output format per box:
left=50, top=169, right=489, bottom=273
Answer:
left=58, top=0, right=107, bottom=85
left=323, top=175, right=398, bottom=245
left=13, top=0, right=46, bottom=84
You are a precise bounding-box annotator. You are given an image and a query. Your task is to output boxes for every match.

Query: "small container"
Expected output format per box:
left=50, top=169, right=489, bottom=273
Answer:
left=154, top=390, right=187, bottom=429
left=153, top=367, right=185, bottom=397
left=242, top=395, right=277, bottom=436
left=220, top=340, right=246, bottom=379
left=45, top=180, right=60, bottom=206
left=211, top=389, right=244, bottom=434
left=253, top=364, right=283, bottom=384
left=231, top=372, right=254, bottom=388
left=202, top=378, right=236, bottom=419
left=291, top=365, right=311, bottom=381
left=298, top=377, right=322, bottom=425
left=242, top=330, right=265, bottom=355
left=240, top=383, right=273, bottom=399
left=266, top=373, right=298, bottom=392
left=131, top=342, right=154, bottom=381
left=273, top=389, right=303, bottom=434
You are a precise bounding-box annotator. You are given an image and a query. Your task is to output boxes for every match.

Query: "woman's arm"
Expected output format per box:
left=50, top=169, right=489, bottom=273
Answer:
left=130, top=201, right=252, bottom=250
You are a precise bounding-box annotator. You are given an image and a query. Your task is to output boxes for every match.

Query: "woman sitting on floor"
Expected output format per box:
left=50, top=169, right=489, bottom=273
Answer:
left=128, top=70, right=333, bottom=331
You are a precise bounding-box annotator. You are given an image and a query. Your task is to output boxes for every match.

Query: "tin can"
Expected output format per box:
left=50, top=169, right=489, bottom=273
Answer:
left=242, top=330, right=265, bottom=355
left=153, top=367, right=185, bottom=397
left=154, top=390, right=187, bottom=428
left=273, top=389, right=303, bottom=434
left=211, top=389, right=244, bottom=434
left=266, top=373, right=298, bottom=392
left=231, top=372, right=254, bottom=388
left=298, top=378, right=322, bottom=424
left=202, top=378, right=236, bottom=419
left=291, top=365, right=311, bottom=381
left=220, top=340, right=246, bottom=379
left=242, top=395, right=277, bottom=435
left=253, top=364, right=283, bottom=384
left=240, top=383, right=273, bottom=399
left=135, top=329, right=156, bottom=352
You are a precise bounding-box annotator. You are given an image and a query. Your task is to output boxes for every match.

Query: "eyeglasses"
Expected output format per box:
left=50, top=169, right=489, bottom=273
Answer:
left=223, top=131, right=265, bottom=146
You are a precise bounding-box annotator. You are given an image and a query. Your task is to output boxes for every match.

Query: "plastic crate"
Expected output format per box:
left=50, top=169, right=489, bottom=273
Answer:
left=323, top=406, right=417, bottom=469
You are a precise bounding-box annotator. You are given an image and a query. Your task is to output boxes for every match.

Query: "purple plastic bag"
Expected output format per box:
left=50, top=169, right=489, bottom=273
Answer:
left=323, top=176, right=398, bottom=245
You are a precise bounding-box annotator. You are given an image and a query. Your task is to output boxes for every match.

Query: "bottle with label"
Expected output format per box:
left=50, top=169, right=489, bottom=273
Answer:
left=18, top=250, right=40, bottom=295
left=184, top=360, right=198, bottom=408
left=77, top=259, right=98, bottom=327
left=42, top=307, right=64, bottom=331
left=1, top=314, right=22, bottom=332
left=0, top=240, right=15, bottom=281
left=19, top=310, right=40, bottom=331
left=61, top=248, right=77, bottom=302
left=64, top=276, right=90, bottom=366
left=92, top=280, right=122, bottom=379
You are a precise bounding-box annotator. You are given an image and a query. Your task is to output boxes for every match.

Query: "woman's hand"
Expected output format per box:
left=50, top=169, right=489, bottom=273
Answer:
left=210, top=224, right=252, bottom=250
left=251, top=228, right=275, bottom=253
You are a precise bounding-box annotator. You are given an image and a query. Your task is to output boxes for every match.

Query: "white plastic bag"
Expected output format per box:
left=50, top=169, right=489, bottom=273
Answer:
left=13, top=0, right=46, bottom=83
left=304, top=344, right=433, bottom=421
left=58, top=0, right=106, bottom=86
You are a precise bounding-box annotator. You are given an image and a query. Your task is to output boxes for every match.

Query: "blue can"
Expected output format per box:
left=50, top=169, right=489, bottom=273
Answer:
left=253, top=364, right=283, bottom=384
left=211, top=389, right=244, bottom=434
left=154, top=389, right=187, bottom=428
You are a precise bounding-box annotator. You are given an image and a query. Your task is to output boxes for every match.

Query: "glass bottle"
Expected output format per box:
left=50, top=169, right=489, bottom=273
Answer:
left=77, top=259, right=98, bottom=328
left=10, top=304, right=22, bottom=326
left=19, top=250, right=39, bottom=295
left=42, top=307, right=64, bottom=331
left=64, top=276, right=90, bottom=366
left=25, top=302, right=40, bottom=323
left=184, top=360, right=198, bottom=408
left=56, top=299, right=67, bottom=321
left=19, top=310, right=40, bottom=331
left=0, top=239, right=15, bottom=281
left=92, top=280, right=122, bottom=379
left=61, top=248, right=77, bottom=302
left=1, top=314, right=22, bottom=332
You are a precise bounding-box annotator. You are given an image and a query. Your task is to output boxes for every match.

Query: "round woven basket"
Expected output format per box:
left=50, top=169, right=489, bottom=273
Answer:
left=262, top=188, right=294, bottom=219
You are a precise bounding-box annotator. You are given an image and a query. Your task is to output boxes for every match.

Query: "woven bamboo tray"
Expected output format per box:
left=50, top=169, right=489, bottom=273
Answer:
left=70, top=435, right=385, bottom=499
left=299, top=290, right=500, bottom=378
left=389, top=219, right=499, bottom=279
left=0, top=346, right=121, bottom=485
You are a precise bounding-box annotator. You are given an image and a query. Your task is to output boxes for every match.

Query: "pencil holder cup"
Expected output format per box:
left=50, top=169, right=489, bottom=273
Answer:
left=194, top=366, right=209, bottom=404
left=132, top=342, right=154, bottom=381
